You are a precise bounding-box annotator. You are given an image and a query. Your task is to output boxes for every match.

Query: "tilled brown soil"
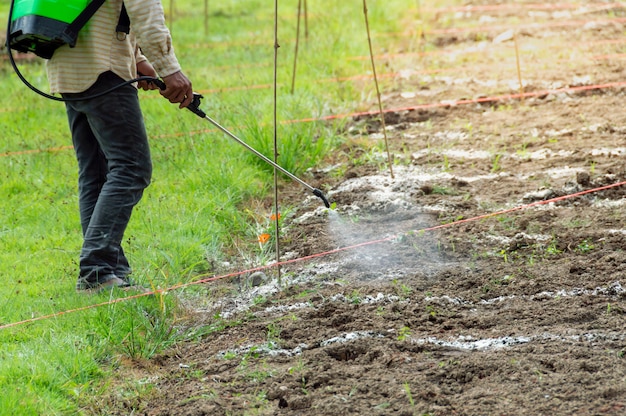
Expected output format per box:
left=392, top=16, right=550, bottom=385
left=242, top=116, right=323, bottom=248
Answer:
left=97, top=2, right=626, bottom=415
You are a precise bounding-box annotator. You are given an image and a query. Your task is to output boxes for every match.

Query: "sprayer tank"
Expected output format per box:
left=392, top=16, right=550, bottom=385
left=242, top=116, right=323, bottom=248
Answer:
left=9, top=0, right=91, bottom=59
left=11, top=0, right=90, bottom=23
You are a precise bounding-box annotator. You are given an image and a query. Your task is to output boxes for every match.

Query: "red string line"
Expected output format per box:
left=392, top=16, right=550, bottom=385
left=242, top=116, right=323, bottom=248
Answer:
left=349, top=38, right=626, bottom=62
left=420, top=2, right=623, bottom=13
left=282, top=81, right=626, bottom=124
left=0, top=146, right=73, bottom=157
left=185, top=37, right=626, bottom=72
left=3, top=80, right=626, bottom=158
left=382, top=17, right=626, bottom=38
left=1, top=179, right=624, bottom=332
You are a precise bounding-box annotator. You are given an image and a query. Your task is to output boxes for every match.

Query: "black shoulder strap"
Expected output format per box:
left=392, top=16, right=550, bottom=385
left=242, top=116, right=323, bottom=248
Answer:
left=63, top=0, right=107, bottom=47
left=62, top=1, right=130, bottom=47
left=116, top=3, right=131, bottom=35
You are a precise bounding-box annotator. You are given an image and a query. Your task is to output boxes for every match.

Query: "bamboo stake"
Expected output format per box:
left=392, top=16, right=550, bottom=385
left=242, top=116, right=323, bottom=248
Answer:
left=291, top=0, right=303, bottom=94
left=304, top=0, right=309, bottom=40
left=416, top=0, right=425, bottom=48
left=169, top=0, right=174, bottom=33
left=273, top=0, right=282, bottom=284
left=204, top=0, right=209, bottom=37
left=514, top=32, right=524, bottom=101
left=362, top=0, right=394, bottom=179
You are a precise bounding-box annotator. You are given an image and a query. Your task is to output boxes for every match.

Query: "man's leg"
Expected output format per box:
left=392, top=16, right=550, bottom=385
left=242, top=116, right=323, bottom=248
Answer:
left=65, top=72, right=152, bottom=289
left=65, top=107, right=107, bottom=238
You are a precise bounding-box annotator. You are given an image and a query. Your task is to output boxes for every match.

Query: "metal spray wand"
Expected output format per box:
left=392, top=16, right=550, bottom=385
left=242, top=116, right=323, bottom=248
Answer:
left=184, top=92, right=330, bottom=208
left=149, top=78, right=331, bottom=208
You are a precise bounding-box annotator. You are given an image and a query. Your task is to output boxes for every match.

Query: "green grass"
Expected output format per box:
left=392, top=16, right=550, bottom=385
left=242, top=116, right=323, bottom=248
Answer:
left=0, top=0, right=445, bottom=413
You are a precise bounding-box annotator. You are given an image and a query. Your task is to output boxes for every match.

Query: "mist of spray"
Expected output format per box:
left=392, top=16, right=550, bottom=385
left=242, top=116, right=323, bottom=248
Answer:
left=324, top=204, right=439, bottom=281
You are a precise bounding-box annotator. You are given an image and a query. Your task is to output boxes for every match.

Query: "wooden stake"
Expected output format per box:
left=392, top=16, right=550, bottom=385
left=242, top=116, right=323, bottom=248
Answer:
left=291, top=0, right=303, bottom=94
left=273, top=0, right=282, bottom=284
left=514, top=32, right=524, bottom=101
left=169, top=0, right=174, bottom=33
left=363, top=0, right=394, bottom=179
left=416, top=0, right=425, bottom=45
left=304, top=0, right=309, bottom=40
left=204, top=0, right=209, bottom=37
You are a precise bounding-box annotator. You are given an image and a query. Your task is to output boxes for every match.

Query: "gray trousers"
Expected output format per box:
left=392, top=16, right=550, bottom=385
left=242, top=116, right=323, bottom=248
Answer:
left=63, top=72, right=152, bottom=288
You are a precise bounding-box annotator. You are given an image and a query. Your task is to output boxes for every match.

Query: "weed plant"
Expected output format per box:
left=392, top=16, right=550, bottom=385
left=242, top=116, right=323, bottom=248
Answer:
left=0, top=0, right=441, bottom=413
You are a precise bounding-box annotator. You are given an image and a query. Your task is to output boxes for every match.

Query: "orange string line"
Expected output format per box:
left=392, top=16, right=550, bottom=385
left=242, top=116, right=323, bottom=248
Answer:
left=1, top=179, right=623, bottom=332
left=3, top=81, right=626, bottom=158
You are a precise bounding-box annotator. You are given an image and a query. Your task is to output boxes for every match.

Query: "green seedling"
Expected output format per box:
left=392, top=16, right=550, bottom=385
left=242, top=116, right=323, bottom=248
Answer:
left=576, top=239, right=595, bottom=253
left=348, top=289, right=362, bottom=304
left=266, top=323, right=282, bottom=346
left=392, top=279, right=412, bottom=298
left=403, top=382, right=415, bottom=407
left=491, top=153, right=502, bottom=173
left=442, top=154, right=451, bottom=172
left=397, top=326, right=412, bottom=341
left=546, top=239, right=562, bottom=255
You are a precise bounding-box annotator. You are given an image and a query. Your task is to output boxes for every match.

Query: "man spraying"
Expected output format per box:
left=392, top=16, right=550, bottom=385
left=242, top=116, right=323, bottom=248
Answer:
left=44, top=0, right=193, bottom=293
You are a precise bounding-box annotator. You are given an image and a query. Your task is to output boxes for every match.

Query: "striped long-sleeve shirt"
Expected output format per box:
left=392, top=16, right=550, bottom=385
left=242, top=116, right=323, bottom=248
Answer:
left=47, top=0, right=181, bottom=93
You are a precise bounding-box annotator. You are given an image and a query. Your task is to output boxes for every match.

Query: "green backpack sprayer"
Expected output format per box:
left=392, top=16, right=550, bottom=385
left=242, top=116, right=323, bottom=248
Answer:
left=5, top=0, right=138, bottom=100
left=9, top=0, right=109, bottom=59
left=5, top=0, right=331, bottom=207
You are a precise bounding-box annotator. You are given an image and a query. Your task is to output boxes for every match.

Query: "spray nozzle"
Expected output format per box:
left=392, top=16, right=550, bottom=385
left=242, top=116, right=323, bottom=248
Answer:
left=313, top=188, right=331, bottom=208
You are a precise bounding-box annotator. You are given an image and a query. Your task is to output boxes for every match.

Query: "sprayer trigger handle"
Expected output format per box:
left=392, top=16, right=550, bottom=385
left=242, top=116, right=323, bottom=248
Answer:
left=187, top=93, right=207, bottom=118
